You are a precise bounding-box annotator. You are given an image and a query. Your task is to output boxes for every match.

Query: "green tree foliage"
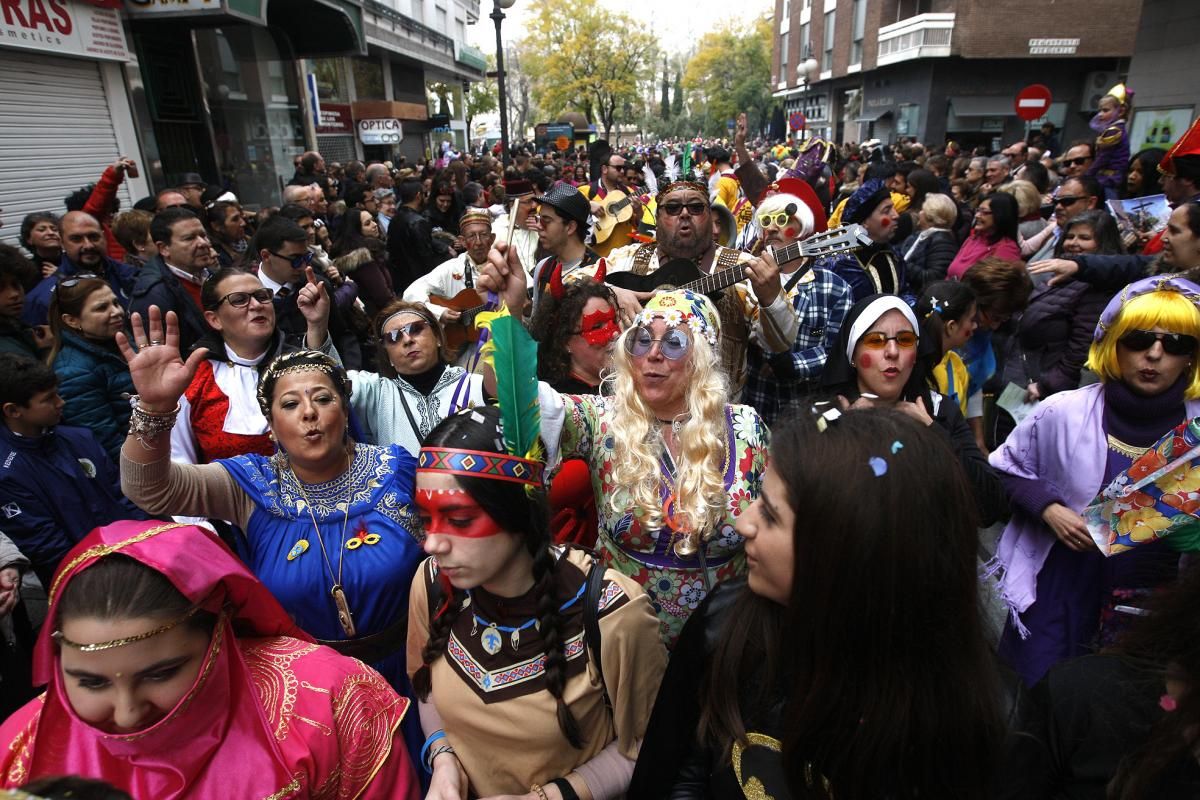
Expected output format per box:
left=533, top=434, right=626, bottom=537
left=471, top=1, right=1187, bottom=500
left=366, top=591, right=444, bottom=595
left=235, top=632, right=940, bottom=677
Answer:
left=465, top=76, right=498, bottom=138
left=519, top=0, right=657, bottom=139
left=672, top=69, right=683, bottom=118
left=660, top=57, right=670, bottom=120
left=682, top=18, right=774, bottom=136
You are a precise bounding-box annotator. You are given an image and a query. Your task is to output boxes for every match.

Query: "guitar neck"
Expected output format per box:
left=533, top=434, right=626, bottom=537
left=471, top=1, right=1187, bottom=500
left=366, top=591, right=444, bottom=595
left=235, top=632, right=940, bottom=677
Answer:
left=682, top=262, right=749, bottom=296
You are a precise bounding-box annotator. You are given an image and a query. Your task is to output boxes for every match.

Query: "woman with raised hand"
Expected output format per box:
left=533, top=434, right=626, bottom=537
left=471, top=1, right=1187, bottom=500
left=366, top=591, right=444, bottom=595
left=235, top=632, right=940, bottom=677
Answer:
left=115, top=301, right=427, bottom=764
left=410, top=406, right=666, bottom=800
left=0, top=519, right=418, bottom=799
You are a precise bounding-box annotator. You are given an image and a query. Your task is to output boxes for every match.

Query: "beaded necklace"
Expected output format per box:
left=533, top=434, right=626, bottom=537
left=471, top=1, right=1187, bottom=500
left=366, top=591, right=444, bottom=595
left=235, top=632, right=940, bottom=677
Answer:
left=465, top=580, right=588, bottom=655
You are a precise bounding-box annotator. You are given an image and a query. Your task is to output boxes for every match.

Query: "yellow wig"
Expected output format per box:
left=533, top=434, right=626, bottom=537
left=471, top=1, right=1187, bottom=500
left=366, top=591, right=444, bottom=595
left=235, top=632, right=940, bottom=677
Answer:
left=1086, top=290, right=1200, bottom=398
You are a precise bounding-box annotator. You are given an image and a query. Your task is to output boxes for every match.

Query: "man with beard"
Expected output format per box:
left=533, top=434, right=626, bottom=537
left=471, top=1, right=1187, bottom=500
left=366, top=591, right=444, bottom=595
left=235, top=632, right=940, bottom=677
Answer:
left=129, top=207, right=217, bottom=352
left=741, top=186, right=852, bottom=425
left=580, top=143, right=642, bottom=258
left=22, top=211, right=136, bottom=328
left=598, top=181, right=798, bottom=393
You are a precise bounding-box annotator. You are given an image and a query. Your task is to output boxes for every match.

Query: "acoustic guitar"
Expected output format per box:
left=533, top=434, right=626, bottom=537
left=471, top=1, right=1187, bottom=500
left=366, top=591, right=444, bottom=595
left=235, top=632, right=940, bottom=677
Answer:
left=605, top=224, right=873, bottom=299
left=427, top=288, right=491, bottom=358
left=592, top=189, right=636, bottom=243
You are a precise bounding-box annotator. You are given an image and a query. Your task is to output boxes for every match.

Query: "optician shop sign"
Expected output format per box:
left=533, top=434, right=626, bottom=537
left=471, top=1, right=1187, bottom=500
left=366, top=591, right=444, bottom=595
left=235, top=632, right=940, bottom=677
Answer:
left=0, top=0, right=131, bottom=61
left=359, top=118, right=403, bottom=145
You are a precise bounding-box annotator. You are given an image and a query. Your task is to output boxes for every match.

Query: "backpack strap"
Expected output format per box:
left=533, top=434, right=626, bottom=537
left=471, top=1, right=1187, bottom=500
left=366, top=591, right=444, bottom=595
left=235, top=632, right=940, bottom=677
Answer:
left=583, top=556, right=611, bottom=712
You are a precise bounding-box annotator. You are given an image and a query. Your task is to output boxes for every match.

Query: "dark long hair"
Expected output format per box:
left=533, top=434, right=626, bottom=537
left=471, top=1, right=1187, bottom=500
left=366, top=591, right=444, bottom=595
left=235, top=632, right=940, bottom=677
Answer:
left=1053, top=209, right=1124, bottom=257
left=57, top=554, right=216, bottom=635
left=1109, top=561, right=1200, bottom=799
left=412, top=406, right=583, bottom=748
left=331, top=207, right=384, bottom=260
left=917, top=280, right=976, bottom=362
left=529, top=279, right=616, bottom=389
left=699, top=411, right=1004, bottom=798
left=1127, top=148, right=1167, bottom=198
left=905, top=169, right=940, bottom=211
left=981, top=191, right=1019, bottom=244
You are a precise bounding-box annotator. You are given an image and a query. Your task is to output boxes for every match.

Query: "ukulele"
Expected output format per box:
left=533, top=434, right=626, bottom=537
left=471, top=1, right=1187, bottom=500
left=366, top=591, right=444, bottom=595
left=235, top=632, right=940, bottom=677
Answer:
left=592, top=189, right=636, bottom=243
left=605, top=224, right=873, bottom=299
left=427, top=288, right=490, bottom=357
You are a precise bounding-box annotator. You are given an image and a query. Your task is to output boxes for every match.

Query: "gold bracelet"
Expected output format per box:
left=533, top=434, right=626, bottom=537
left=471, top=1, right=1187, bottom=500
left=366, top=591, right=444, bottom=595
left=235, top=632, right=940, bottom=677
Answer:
left=530, top=783, right=549, bottom=800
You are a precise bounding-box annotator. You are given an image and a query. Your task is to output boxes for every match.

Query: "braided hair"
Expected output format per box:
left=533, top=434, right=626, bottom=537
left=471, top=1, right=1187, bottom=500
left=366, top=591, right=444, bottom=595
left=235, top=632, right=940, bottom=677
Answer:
left=413, top=406, right=584, bottom=748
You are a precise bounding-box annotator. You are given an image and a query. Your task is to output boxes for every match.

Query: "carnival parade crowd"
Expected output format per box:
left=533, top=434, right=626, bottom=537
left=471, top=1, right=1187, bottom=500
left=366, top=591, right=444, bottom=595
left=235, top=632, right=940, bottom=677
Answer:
left=3, top=82, right=1200, bottom=799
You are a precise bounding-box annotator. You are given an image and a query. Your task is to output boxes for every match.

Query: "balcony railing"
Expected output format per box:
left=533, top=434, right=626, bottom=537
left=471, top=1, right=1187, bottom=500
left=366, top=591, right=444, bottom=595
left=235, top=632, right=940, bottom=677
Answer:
left=362, top=0, right=455, bottom=55
left=876, top=12, right=954, bottom=66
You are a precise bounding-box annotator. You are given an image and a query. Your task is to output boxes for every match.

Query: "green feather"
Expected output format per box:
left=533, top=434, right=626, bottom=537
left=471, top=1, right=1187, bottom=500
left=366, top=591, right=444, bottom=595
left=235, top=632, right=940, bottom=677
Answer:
left=484, top=310, right=541, bottom=461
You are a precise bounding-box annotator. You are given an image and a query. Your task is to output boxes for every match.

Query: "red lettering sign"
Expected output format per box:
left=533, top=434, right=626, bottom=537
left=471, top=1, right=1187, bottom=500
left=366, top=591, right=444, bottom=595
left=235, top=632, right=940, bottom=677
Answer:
left=1, top=0, right=71, bottom=33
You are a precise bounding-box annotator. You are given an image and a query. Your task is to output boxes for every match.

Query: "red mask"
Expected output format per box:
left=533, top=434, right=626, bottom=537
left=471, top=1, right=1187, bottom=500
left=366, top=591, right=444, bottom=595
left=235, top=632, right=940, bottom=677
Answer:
left=578, top=307, right=619, bottom=346
left=415, top=489, right=505, bottom=538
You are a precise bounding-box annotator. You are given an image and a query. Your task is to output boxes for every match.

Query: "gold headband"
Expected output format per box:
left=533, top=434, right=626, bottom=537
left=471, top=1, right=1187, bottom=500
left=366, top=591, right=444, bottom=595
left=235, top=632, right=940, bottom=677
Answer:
left=53, top=605, right=203, bottom=652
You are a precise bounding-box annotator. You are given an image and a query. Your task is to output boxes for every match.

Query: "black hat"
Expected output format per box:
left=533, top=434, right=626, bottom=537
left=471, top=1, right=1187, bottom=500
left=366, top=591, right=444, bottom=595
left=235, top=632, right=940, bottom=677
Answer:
left=539, top=183, right=590, bottom=226
left=179, top=172, right=206, bottom=188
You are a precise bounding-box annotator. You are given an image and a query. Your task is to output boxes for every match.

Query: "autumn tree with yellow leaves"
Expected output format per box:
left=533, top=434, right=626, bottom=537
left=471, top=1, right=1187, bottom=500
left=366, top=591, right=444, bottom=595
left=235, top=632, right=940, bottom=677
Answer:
left=517, top=0, right=657, bottom=140
left=683, top=17, right=775, bottom=136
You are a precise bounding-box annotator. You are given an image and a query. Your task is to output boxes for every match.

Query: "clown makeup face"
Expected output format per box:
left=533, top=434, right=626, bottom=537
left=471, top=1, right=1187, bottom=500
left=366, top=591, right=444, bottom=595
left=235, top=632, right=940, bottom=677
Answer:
left=852, top=309, right=918, bottom=404
left=862, top=197, right=898, bottom=244
left=759, top=203, right=803, bottom=248
left=567, top=297, right=618, bottom=385
left=416, top=471, right=530, bottom=594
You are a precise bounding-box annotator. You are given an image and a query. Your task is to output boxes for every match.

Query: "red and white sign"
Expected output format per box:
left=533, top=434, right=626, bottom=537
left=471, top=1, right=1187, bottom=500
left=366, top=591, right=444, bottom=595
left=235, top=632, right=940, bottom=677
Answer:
left=1015, top=84, right=1053, bottom=122
left=0, top=0, right=131, bottom=62
left=316, top=103, right=354, bottom=136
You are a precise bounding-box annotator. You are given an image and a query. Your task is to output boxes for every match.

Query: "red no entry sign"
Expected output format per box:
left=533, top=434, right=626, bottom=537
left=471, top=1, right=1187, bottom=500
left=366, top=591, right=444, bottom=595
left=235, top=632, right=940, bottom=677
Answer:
left=789, top=112, right=806, bottom=131
left=1015, top=84, right=1053, bottom=122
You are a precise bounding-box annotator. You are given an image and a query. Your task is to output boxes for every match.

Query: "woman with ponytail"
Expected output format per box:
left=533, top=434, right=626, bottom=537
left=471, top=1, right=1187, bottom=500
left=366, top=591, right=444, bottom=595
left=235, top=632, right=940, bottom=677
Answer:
left=408, top=405, right=666, bottom=800
left=916, top=280, right=978, bottom=415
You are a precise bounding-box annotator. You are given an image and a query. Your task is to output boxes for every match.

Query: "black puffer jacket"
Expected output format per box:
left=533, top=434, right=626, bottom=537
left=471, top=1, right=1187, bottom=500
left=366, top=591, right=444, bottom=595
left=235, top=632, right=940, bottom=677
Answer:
left=902, top=229, right=959, bottom=293
left=1002, top=278, right=1110, bottom=398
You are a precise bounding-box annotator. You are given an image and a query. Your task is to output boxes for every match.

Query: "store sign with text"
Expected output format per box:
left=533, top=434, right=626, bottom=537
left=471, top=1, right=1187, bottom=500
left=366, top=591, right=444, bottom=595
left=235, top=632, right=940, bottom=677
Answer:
left=317, top=103, right=354, bottom=136
left=0, top=0, right=131, bottom=61
left=359, top=118, right=403, bottom=145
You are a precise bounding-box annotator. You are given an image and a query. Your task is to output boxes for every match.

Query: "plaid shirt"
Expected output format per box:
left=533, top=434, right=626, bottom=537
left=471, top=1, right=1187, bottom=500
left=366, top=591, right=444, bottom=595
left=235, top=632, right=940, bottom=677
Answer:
left=741, top=267, right=853, bottom=426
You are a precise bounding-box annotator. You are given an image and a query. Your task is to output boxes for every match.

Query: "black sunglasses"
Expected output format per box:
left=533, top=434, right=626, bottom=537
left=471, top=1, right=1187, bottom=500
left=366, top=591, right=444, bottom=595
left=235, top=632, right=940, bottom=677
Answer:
left=212, top=288, right=273, bottom=309
left=1053, top=195, right=1085, bottom=206
left=1060, top=157, right=1092, bottom=167
left=384, top=321, right=431, bottom=343
left=659, top=201, right=709, bottom=217
left=1118, top=330, right=1198, bottom=356
left=271, top=250, right=314, bottom=270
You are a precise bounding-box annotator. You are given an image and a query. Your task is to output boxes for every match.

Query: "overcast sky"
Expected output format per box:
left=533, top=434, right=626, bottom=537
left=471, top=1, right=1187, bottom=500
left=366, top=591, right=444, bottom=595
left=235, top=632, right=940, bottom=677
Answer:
left=467, top=0, right=772, bottom=58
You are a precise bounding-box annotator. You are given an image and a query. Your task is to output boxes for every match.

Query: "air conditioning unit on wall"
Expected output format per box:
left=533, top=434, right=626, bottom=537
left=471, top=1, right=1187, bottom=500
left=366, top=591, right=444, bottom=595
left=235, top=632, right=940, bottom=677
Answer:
left=1080, top=71, right=1120, bottom=112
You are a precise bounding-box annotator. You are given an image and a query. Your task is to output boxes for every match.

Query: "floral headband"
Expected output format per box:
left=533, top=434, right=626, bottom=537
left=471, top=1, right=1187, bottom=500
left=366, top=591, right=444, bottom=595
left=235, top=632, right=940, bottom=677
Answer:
left=1093, top=275, right=1200, bottom=342
left=632, top=289, right=721, bottom=347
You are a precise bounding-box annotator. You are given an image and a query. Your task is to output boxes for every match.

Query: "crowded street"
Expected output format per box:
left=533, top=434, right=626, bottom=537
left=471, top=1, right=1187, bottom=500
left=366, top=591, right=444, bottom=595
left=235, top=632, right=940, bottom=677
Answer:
left=0, top=0, right=1199, bottom=797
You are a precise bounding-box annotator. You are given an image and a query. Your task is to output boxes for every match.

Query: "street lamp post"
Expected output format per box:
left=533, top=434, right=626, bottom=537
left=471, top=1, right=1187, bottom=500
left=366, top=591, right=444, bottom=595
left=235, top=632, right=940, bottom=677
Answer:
left=797, top=57, right=818, bottom=140
left=491, top=0, right=517, bottom=167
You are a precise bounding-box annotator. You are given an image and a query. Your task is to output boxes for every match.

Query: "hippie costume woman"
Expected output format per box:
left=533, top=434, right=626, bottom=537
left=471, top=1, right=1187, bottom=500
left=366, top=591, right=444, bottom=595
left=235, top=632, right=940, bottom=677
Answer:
left=0, top=519, right=418, bottom=799
left=408, top=309, right=666, bottom=800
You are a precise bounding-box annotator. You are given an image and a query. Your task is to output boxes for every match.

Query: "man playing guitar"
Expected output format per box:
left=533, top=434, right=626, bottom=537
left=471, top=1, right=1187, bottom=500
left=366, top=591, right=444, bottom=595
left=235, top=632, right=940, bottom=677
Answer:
left=579, top=146, right=643, bottom=257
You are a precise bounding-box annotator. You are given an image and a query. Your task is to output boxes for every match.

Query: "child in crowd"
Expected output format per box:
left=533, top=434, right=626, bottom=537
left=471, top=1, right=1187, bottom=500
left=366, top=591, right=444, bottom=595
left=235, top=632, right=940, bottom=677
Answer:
left=918, top=281, right=978, bottom=415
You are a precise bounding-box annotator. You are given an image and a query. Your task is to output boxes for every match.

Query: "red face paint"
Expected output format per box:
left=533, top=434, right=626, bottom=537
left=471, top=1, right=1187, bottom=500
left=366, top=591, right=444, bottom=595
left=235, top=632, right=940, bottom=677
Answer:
left=880, top=216, right=892, bottom=228
left=859, top=352, right=873, bottom=368
left=415, top=489, right=505, bottom=538
left=784, top=227, right=797, bottom=238
left=578, top=307, right=619, bottom=346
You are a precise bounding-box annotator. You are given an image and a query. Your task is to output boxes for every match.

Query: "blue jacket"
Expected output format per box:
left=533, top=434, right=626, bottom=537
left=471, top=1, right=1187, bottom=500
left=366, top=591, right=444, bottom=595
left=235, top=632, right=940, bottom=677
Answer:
left=52, top=330, right=134, bottom=463
left=22, top=254, right=137, bottom=327
left=0, top=424, right=147, bottom=587
left=128, top=255, right=209, bottom=353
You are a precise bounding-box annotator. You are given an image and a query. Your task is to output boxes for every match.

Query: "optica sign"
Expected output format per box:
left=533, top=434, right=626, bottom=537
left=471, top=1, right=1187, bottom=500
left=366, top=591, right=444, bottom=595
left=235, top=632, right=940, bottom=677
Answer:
left=358, top=118, right=403, bottom=145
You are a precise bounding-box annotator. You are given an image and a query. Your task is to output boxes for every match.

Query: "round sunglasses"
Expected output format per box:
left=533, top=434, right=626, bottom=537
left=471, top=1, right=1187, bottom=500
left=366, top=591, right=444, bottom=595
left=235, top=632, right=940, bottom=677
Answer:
left=625, top=326, right=691, bottom=360
left=1118, top=329, right=1198, bottom=356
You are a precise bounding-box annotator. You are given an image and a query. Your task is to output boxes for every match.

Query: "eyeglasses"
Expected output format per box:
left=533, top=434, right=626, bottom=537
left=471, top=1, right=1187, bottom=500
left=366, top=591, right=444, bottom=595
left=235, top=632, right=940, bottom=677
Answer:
left=54, top=273, right=102, bottom=290
left=271, top=250, right=315, bottom=270
left=1118, top=329, right=1198, bottom=356
left=1054, top=195, right=1085, bottom=206
left=624, top=326, right=691, bottom=360
left=859, top=330, right=919, bottom=350
left=212, top=288, right=273, bottom=309
left=757, top=205, right=798, bottom=229
left=384, top=321, right=431, bottom=343
left=1060, top=157, right=1092, bottom=167
left=659, top=201, right=709, bottom=217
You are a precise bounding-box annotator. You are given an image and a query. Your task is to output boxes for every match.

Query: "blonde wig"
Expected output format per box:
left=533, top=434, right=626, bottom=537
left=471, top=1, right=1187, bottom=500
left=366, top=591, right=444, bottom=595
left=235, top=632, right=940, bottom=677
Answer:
left=604, top=324, right=730, bottom=556
left=1086, top=289, right=1200, bottom=398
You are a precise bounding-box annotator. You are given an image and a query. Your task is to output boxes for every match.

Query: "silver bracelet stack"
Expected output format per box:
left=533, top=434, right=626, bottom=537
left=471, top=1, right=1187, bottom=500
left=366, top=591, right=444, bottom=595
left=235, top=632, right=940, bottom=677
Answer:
left=128, top=396, right=180, bottom=449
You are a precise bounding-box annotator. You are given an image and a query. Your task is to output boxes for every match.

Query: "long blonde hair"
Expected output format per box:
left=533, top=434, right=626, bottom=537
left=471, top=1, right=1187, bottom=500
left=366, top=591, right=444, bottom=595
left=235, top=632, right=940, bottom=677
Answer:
left=606, top=326, right=730, bottom=553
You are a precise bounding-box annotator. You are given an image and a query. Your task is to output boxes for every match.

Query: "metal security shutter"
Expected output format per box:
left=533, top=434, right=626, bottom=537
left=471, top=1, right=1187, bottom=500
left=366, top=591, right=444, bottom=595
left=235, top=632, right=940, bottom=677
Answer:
left=0, top=51, right=133, bottom=247
left=316, top=134, right=358, bottom=166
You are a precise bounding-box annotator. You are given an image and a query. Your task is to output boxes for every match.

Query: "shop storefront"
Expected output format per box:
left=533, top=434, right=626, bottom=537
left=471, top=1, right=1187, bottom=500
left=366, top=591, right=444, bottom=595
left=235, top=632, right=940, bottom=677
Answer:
left=0, top=0, right=148, bottom=246
left=124, top=0, right=364, bottom=208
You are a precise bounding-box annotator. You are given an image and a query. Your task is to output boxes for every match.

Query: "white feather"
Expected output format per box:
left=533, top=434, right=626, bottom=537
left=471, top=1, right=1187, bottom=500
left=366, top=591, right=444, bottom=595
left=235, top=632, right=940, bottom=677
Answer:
left=663, top=154, right=680, bottom=183
left=642, top=164, right=658, bottom=195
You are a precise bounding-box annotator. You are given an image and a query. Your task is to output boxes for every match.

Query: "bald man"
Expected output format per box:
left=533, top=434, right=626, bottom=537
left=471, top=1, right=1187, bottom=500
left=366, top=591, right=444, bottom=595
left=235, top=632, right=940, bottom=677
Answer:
left=22, top=211, right=137, bottom=327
